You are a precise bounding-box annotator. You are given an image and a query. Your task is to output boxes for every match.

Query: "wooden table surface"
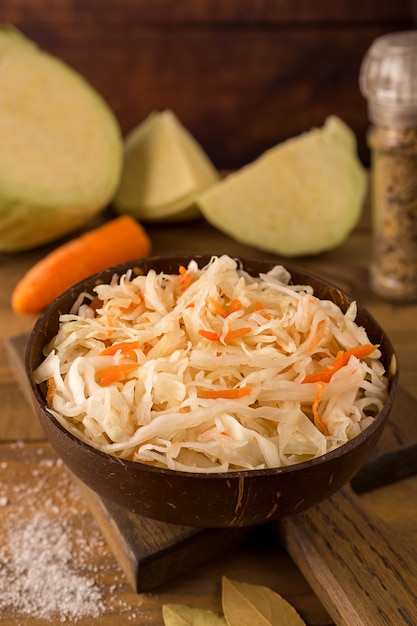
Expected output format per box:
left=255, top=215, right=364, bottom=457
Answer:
left=1, top=203, right=416, bottom=625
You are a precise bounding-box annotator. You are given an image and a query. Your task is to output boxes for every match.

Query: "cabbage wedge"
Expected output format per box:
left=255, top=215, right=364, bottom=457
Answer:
left=114, top=110, right=219, bottom=222
left=197, top=117, right=366, bottom=256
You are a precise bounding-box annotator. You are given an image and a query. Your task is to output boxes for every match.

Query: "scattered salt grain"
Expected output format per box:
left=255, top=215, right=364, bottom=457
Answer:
left=0, top=514, right=105, bottom=621
left=0, top=444, right=143, bottom=622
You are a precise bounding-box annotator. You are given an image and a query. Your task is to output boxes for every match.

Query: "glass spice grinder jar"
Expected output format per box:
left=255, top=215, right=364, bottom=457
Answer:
left=360, top=31, right=417, bottom=302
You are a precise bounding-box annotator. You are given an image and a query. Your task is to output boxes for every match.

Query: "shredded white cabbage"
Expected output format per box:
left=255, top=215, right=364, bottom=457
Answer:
left=34, top=255, right=389, bottom=472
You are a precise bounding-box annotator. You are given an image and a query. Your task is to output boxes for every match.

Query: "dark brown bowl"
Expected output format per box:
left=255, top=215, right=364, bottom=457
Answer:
left=25, top=255, right=398, bottom=528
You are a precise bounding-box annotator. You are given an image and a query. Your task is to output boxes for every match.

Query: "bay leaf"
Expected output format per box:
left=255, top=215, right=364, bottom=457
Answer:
left=221, top=577, right=306, bottom=626
left=162, top=603, right=227, bottom=626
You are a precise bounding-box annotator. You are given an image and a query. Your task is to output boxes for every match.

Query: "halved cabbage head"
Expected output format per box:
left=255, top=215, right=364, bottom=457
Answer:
left=0, top=26, right=122, bottom=252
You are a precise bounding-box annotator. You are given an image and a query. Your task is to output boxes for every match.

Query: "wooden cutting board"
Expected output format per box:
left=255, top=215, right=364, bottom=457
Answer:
left=5, top=333, right=417, bottom=610
left=75, top=482, right=251, bottom=592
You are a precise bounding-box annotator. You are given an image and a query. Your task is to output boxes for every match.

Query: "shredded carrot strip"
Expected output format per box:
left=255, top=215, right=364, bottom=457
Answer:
left=119, top=301, right=135, bottom=313
left=46, top=377, right=56, bottom=407
left=119, top=295, right=143, bottom=313
left=253, top=300, right=270, bottom=319
left=208, top=297, right=229, bottom=318
left=199, top=327, right=251, bottom=343
left=104, top=316, right=115, bottom=337
left=99, top=340, right=140, bottom=357
left=179, top=265, right=193, bottom=290
left=302, top=344, right=377, bottom=384
left=199, top=329, right=221, bottom=341
left=199, top=386, right=253, bottom=399
left=95, top=363, right=139, bottom=386
left=312, top=382, right=329, bottom=436
left=229, top=298, right=243, bottom=312
left=225, top=327, right=251, bottom=341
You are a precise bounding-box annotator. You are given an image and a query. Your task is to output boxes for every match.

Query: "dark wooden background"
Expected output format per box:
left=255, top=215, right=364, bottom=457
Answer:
left=3, top=1, right=415, bottom=168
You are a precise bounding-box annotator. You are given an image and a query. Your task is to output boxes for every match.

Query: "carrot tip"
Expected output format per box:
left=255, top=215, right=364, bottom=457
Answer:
left=11, top=216, right=152, bottom=314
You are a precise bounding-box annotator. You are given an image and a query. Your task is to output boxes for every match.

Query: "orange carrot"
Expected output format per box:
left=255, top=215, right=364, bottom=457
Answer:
left=253, top=300, right=270, bottom=319
left=302, top=344, right=377, bottom=384
left=198, top=326, right=251, bottom=343
left=199, top=329, right=222, bottom=341
left=208, top=297, right=229, bottom=318
left=225, top=327, right=251, bottom=341
left=199, top=386, right=252, bottom=399
left=119, top=299, right=141, bottom=314
left=229, top=298, right=243, bottom=312
left=178, top=265, right=193, bottom=290
left=99, top=340, right=140, bottom=358
left=95, top=363, right=139, bottom=386
left=11, top=215, right=151, bottom=314
left=311, top=381, right=329, bottom=436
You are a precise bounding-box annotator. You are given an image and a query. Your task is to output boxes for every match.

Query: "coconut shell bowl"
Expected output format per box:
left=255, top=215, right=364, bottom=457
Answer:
left=25, top=255, right=398, bottom=528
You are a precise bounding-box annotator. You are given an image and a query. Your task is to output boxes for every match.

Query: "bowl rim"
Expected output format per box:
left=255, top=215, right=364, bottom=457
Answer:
left=26, top=254, right=399, bottom=480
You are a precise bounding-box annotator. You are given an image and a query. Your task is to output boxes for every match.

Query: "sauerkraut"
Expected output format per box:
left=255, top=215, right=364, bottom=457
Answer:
left=34, top=255, right=389, bottom=472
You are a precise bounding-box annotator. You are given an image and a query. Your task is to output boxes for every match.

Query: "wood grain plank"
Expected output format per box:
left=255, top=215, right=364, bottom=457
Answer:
left=2, top=0, right=412, bottom=25
left=77, top=480, right=251, bottom=592
left=352, top=385, right=417, bottom=492
left=278, top=486, right=417, bottom=626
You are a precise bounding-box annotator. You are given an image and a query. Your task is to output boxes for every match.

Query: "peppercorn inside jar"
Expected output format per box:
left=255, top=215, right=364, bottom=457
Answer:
left=360, top=31, right=417, bottom=302
left=368, top=125, right=417, bottom=301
